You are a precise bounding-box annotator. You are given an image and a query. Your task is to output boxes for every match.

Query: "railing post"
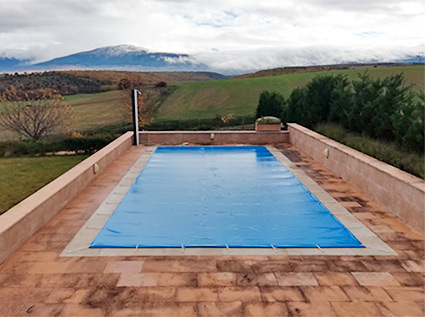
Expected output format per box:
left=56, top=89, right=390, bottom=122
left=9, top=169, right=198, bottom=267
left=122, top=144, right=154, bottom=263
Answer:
left=131, top=89, right=140, bottom=146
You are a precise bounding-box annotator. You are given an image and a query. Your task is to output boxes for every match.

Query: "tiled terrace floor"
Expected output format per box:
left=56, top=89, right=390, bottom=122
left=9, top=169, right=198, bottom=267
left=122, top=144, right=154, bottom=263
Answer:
left=0, top=144, right=424, bottom=316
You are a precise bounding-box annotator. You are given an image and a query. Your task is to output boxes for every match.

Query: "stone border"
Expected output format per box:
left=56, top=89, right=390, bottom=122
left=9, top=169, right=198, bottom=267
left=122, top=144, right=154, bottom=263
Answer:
left=62, top=145, right=395, bottom=257
left=139, top=130, right=289, bottom=145
left=288, top=123, right=425, bottom=234
left=0, top=132, right=134, bottom=264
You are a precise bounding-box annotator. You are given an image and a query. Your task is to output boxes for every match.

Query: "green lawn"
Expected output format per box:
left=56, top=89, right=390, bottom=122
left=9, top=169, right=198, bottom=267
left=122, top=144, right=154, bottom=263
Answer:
left=156, top=65, right=424, bottom=121
left=0, top=155, right=88, bottom=214
left=315, top=123, right=424, bottom=179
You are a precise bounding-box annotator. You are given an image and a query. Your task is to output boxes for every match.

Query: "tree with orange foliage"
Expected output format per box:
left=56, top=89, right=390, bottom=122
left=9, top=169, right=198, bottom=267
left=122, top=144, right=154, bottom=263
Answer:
left=119, top=74, right=154, bottom=127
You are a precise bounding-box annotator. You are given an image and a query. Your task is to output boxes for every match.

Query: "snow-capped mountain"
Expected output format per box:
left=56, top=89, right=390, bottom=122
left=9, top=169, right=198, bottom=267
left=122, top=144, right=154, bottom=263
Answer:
left=31, top=45, right=206, bottom=71
left=0, top=44, right=423, bottom=73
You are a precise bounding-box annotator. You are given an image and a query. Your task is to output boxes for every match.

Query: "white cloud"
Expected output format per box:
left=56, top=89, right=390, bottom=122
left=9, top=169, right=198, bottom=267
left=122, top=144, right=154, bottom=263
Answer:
left=0, top=0, right=424, bottom=71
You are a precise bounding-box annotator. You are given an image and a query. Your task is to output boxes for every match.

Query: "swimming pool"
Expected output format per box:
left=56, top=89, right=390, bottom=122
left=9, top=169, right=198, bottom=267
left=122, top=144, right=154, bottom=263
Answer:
left=90, top=146, right=363, bottom=249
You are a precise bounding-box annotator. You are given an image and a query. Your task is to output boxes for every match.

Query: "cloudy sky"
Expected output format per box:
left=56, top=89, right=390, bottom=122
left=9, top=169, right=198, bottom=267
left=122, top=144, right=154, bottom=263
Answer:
left=0, top=0, right=424, bottom=71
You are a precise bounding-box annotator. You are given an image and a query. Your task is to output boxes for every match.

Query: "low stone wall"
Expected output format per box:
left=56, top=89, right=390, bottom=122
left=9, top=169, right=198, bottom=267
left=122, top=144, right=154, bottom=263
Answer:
left=139, top=130, right=289, bottom=145
left=288, top=123, right=425, bottom=234
left=0, top=132, right=133, bottom=264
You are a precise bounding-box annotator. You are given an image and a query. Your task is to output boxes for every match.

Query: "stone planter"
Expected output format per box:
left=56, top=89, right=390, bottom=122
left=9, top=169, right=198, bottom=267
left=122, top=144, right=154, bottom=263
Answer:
left=255, top=123, right=281, bottom=131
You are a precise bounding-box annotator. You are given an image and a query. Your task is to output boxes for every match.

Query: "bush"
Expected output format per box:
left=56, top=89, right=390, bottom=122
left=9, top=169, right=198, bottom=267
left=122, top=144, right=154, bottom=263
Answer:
left=148, top=116, right=255, bottom=131
left=256, top=91, right=285, bottom=118
left=282, top=72, right=424, bottom=154
left=0, top=135, right=114, bottom=157
left=316, top=123, right=424, bottom=179
left=256, top=116, right=281, bottom=124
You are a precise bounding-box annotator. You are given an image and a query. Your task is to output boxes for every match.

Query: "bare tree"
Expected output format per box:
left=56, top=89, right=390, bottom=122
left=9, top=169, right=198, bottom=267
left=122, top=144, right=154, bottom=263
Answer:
left=0, top=99, right=74, bottom=140
left=119, top=75, right=154, bottom=127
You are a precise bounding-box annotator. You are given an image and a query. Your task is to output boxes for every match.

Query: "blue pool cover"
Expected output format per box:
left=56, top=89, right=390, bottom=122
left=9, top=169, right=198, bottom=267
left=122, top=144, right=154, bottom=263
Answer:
left=90, top=146, right=363, bottom=248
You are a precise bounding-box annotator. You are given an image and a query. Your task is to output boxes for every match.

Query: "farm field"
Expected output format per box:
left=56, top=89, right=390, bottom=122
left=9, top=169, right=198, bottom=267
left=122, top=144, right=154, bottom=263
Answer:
left=155, top=65, right=424, bottom=121
left=64, top=90, right=123, bottom=131
left=0, top=155, right=88, bottom=214
left=1, top=65, right=422, bottom=139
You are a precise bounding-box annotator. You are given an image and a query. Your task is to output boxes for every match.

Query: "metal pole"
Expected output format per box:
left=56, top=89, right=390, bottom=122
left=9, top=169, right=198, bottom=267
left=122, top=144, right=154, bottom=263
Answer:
left=131, top=89, right=140, bottom=145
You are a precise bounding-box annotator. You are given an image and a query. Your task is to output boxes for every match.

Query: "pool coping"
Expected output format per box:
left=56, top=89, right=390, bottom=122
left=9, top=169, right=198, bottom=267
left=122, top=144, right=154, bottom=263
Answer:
left=61, top=145, right=396, bottom=257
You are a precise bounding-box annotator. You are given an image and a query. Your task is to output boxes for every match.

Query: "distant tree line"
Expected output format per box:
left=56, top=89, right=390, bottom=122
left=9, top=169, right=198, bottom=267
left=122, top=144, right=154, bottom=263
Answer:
left=256, top=73, right=424, bottom=153
left=0, top=71, right=114, bottom=100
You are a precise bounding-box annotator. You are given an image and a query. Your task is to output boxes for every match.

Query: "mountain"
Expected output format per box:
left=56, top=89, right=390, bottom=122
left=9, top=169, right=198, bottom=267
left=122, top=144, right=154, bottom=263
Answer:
left=32, top=45, right=207, bottom=71
left=395, top=55, right=425, bottom=63
left=0, top=44, right=423, bottom=74
left=0, top=57, right=29, bottom=71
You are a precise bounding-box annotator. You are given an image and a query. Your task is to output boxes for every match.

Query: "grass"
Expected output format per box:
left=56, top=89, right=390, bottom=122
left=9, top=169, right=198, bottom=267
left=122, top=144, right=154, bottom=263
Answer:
left=155, top=65, right=424, bottom=121
left=0, top=155, right=88, bottom=214
left=315, top=123, right=424, bottom=179
left=65, top=90, right=123, bottom=131
left=0, top=65, right=422, bottom=140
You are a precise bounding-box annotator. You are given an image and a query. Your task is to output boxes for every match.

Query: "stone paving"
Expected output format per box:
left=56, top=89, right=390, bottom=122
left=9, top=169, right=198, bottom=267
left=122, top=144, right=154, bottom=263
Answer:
left=0, top=144, right=424, bottom=316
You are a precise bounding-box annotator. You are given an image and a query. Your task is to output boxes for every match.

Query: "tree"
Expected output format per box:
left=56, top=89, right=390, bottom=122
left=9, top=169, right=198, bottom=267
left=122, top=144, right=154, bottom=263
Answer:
left=392, top=92, right=424, bottom=152
left=256, top=91, right=285, bottom=118
left=285, top=87, right=309, bottom=125
left=119, top=75, right=154, bottom=127
left=0, top=99, right=74, bottom=140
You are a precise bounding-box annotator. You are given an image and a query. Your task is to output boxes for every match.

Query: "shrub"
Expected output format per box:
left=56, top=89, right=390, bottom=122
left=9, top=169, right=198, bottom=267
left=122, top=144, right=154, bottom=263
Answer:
left=255, top=116, right=281, bottom=124
left=282, top=72, right=424, bottom=154
left=0, top=135, right=114, bottom=157
left=256, top=91, right=285, bottom=118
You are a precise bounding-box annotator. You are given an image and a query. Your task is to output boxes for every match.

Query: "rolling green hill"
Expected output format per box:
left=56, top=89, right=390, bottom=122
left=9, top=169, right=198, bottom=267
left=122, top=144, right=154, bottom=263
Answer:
left=155, top=65, right=424, bottom=121
left=0, top=65, right=422, bottom=141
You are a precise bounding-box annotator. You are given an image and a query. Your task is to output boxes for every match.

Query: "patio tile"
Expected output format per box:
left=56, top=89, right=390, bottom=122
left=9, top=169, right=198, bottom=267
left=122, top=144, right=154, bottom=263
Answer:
left=244, top=302, right=288, bottom=316
left=331, top=302, right=381, bottom=316
left=401, top=260, right=425, bottom=273
left=142, top=260, right=217, bottom=272
left=302, top=286, right=349, bottom=303
left=158, top=273, right=198, bottom=286
left=117, top=273, right=159, bottom=287
left=104, top=261, right=144, bottom=273
left=28, top=262, right=71, bottom=274
left=135, top=287, right=176, bottom=302
left=176, top=287, right=219, bottom=302
left=352, top=272, right=401, bottom=286
left=260, top=286, right=305, bottom=302
left=384, top=287, right=424, bottom=302
left=218, top=287, right=262, bottom=301
left=342, top=286, right=393, bottom=302
left=377, top=301, right=424, bottom=317
left=236, top=272, right=278, bottom=286
left=314, top=272, right=358, bottom=286
left=392, top=272, right=425, bottom=286
left=45, top=288, right=88, bottom=304
left=275, top=273, right=319, bottom=286
left=361, top=259, right=406, bottom=272
left=287, top=302, right=337, bottom=316
left=198, top=272, right=237, bottom=286
left=61, top=304, right=110, bottom=316
left=198, top=301, right=243, bottom=316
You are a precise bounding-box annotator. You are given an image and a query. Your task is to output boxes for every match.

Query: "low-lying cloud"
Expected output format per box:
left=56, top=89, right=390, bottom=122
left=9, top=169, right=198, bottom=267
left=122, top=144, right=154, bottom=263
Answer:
left=0, top=0, right=423, bottom=73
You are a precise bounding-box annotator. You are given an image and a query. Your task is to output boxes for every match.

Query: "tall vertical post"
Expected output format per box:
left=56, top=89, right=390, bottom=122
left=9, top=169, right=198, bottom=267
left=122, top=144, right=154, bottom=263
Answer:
left=131, top=89, right=140, bottom=146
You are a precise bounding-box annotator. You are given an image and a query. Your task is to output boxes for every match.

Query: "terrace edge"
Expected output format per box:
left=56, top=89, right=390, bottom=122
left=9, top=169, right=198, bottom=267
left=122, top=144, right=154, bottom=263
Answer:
left=139, top=130, right=289, bottom=145
left=288, top=123, right=425, bottom=234
left=0, top=132, right=133, bottom=264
